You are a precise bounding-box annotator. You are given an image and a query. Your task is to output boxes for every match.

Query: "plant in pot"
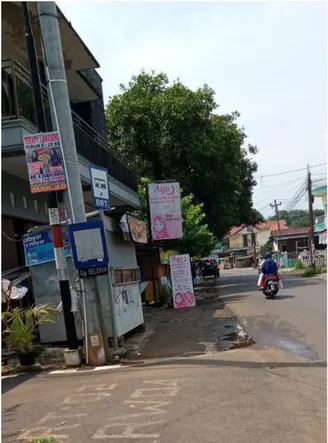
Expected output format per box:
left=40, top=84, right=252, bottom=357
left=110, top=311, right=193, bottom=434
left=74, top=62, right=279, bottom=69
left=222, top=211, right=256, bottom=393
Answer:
left=160, top=284, right=173, bottom=308
left=2, top=304, right=57, bottom=366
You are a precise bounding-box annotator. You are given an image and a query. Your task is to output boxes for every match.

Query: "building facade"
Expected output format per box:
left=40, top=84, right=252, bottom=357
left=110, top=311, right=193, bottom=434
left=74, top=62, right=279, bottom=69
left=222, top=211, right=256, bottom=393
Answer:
left=2, top=2, right=140, bottom=272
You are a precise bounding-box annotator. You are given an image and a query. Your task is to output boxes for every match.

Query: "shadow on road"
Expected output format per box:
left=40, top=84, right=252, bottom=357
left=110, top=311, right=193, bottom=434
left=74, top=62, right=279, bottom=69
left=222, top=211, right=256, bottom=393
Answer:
left=2, top=373, right=39, bottom=395
left=130, top=356, right=327, bottom=370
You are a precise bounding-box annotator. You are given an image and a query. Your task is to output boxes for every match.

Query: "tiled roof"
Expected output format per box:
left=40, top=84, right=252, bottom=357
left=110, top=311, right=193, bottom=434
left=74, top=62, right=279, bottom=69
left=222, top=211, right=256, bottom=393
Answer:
left=271, top=226, right=310, bottom=237
left=256, top=220, right=288, bottom=231
left=229, top=220, right=288, bottom=236
left=229, top=225, right=245, bottom=236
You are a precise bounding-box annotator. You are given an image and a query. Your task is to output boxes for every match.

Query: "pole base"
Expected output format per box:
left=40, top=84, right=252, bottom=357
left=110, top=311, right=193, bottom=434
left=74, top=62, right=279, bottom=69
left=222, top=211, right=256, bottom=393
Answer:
left=64, top=348, right=83, bottom=367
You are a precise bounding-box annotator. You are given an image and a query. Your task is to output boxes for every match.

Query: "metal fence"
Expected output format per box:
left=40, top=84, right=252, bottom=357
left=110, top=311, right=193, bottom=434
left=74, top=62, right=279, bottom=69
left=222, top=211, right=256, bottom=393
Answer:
left=2, top=58, right=138, bottom=192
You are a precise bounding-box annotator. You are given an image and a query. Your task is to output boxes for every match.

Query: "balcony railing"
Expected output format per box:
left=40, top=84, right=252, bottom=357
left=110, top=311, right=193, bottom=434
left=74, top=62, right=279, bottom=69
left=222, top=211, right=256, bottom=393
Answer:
left=2, top=58, right=138, bottom=192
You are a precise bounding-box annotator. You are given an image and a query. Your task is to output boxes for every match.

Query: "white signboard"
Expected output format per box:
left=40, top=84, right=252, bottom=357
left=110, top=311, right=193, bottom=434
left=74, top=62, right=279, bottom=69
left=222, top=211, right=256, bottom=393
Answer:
left=89, top=165, right=110, bottom=209
left=169, top=254, right=195, bottom=309
left=148, top=182, right=183, bottom=240
left=300, top=250, right=327, bottom=267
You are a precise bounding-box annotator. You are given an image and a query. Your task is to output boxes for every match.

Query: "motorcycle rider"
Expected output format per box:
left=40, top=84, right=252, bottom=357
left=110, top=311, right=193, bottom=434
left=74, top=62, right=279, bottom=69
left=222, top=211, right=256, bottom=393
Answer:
left=259, top=252, right=279, bottom=289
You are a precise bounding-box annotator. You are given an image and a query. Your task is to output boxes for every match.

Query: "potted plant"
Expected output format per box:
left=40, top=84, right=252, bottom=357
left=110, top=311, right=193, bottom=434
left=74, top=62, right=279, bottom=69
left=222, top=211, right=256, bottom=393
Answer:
left=2, top=304, right=57, bottom=366
left=160, top=284, right=173, bottom=308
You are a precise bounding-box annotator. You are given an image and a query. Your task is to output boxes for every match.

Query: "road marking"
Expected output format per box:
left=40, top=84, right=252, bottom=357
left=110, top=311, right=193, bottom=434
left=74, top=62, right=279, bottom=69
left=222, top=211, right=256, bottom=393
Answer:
left=63, top=392, right=112, bottom=404
left=142, top=380, right=178, bottom=387
left=77, top=383, right=118, bottom=392
left=124, top=400, right=170, bottom=413
left=17, top=427, right=69, bottom=440
left=93, top=421, right=165, bottom=439
left=39, top=412, right=87, bottom=423
left=130, top=387, right=178, bottom=398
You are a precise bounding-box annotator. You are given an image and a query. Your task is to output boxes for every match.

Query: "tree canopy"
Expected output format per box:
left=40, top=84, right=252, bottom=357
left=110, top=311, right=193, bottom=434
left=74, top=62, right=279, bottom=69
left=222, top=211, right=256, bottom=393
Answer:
left=106, top=71, right=260, bottom=239
left=268, top=209, right=324, bottom=228
left=136, top=178, right=216, bottom=257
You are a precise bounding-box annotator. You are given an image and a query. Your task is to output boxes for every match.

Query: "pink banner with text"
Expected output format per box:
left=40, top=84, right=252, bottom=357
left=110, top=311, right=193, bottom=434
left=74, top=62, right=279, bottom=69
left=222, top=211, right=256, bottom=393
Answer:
left=148, top=182, right=183, bottom=241
left=170, top=254, right=195, bottom=309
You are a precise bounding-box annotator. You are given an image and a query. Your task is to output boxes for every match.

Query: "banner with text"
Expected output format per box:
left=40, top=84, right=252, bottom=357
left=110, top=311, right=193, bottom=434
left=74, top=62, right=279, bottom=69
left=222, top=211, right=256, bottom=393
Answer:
left=24, top=132, right=67, bottom=194
left=23, top=229, right=71, bottom=266
left=148, top=182, right=182, bottom=241
left=170, top=254, right=195, bottom=309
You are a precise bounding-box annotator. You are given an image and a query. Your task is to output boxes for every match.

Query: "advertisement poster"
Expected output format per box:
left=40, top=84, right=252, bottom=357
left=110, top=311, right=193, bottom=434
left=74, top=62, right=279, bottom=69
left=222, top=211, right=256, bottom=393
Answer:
left=148, top=182, right=182, bottom=241
left=169, top=254, right=195, bottom=309
left=300, top=250, right=327, bottom=267
left=23, top=132, right=67, bottom=194
left=159, top=248, right=178, bottom=264
left=23, top=228, right=71, bottom=266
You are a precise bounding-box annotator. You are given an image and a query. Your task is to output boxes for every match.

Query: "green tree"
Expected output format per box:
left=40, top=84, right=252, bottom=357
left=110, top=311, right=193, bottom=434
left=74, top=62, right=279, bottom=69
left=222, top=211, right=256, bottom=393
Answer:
left=106, top=71, right=260, bottom=238
left=268, top=209, right=324, bottom=227
left=136, top=178, right=216, bottom=257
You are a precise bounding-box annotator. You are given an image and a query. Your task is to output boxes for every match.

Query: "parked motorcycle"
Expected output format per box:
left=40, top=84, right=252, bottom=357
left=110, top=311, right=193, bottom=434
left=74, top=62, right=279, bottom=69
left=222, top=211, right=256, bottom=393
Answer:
left=261, top=274, right=279, bottom=299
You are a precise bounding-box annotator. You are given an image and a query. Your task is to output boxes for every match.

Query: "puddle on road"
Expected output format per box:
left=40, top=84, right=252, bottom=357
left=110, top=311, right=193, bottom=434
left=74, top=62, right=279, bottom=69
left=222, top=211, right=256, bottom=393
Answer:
left=215, top=320, right=255, bottom=351
left=240, top=317, right=320, bottom=361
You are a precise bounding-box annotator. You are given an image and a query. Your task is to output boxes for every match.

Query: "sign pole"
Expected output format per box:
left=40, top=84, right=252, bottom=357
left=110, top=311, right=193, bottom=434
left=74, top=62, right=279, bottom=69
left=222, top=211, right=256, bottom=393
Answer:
left=146, top=184, right=157, bottom=303
left=23, top=1, right=78, bottom=349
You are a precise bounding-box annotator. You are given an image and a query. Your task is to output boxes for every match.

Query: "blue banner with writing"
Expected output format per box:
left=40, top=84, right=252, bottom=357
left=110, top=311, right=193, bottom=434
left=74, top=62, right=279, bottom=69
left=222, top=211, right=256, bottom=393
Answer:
left=23, top=228, right=71, bottom=266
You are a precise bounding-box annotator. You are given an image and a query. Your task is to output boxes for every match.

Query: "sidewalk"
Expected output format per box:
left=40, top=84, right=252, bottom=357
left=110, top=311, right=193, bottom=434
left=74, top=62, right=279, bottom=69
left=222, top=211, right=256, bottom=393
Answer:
left=124, top=282, right=252, bottom=361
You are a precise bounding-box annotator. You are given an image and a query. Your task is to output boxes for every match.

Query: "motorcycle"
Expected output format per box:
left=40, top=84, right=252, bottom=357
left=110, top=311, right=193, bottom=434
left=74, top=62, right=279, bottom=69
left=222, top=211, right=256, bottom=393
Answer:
left=261, top=274, right=279, bottom=299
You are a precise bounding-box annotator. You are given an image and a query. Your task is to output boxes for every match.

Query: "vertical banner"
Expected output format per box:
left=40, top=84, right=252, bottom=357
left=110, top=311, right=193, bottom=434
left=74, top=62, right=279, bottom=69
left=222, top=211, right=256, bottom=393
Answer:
left=23, top=132, right=67, bottom=193
left=148, top=182, right=183, bottom=240
left=169, top=254, right=196, bottom=309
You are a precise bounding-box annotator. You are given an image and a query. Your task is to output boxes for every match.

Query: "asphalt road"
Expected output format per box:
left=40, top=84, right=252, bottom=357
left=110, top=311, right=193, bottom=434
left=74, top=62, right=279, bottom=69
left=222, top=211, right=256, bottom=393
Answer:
left=218, top=269, right=327, bottom=361
left=2, top=270, right=326, bottom=443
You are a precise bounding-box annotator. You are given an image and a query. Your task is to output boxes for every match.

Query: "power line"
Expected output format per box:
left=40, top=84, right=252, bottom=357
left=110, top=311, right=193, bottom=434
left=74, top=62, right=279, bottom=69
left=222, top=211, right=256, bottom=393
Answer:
left=255, top=163, right=327, bottom=179
left=253, top=176, right=306, bottom=207
left=2, top=231, right=23, bottom=242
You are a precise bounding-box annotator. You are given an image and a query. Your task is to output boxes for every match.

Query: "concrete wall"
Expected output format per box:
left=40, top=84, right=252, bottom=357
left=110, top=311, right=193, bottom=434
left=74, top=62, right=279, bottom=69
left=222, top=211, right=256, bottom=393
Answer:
left=2, top=171, right=48, bottom=223
left=257, top=229, right=271, bottom=247
left=229, top=234, right=243, bottom=249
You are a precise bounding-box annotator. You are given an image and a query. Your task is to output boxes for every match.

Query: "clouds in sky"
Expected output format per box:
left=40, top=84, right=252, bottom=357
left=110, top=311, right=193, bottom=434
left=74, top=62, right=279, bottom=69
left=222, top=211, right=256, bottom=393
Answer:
left=58, top=1, right=327, bottom=216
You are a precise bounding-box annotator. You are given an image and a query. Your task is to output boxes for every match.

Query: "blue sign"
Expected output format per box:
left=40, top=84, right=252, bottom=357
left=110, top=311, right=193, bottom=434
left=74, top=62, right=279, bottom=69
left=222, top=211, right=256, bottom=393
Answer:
left=89, top=165, right=110, bottom=209
left=23, top=228, right=71, bottom=266
left=68, top=220, right=109, bottom=270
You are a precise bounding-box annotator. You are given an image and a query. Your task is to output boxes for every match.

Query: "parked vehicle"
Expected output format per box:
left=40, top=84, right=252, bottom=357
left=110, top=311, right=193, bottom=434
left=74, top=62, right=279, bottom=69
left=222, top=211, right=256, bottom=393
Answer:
left=201, top=259, right=220, bottom=279
left=260, top=274, right=279, bottom=299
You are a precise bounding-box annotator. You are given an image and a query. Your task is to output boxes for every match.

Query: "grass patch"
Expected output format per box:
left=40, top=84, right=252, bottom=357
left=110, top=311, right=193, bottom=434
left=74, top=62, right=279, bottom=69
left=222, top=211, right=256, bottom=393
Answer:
left=29, top=438, right=58, bottom=443
left=302, top=266, right=327, bottom=278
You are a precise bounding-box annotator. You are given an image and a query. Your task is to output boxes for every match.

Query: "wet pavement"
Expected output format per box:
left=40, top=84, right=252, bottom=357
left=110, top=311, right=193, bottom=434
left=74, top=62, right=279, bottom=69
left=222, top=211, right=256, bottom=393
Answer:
left=129, top=283, right=253, bottom=360
left=218, top=269, right=327, bottom=361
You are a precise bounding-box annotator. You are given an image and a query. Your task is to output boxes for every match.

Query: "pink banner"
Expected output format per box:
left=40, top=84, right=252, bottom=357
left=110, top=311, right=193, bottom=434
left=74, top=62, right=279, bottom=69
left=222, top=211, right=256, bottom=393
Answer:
left=170, top=254, right=196, bottom=309
left=148, top=182, right=183, bottom=241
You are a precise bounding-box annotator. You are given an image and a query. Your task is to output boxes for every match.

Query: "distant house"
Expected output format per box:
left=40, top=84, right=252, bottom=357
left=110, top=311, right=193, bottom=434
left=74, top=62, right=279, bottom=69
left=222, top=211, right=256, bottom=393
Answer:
left=271, top=227, right=310, bottom=256
left=228, top=220, right=288, bottom=252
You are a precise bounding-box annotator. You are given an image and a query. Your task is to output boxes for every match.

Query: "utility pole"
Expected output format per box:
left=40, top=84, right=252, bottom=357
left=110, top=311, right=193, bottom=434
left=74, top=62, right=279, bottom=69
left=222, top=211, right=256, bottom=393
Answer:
left=37, top=1, right=107, bottom=365
left=270, top=199, right=282, bottom=234
left=307, top=165, right=316, bottom=269
left=22, top=2, right=78, bottom=350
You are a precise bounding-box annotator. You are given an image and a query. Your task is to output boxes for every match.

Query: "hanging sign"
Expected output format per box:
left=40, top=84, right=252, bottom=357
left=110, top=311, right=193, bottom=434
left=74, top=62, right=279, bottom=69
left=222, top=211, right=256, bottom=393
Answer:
left=23, top=132, right=67, bottom=194
left=169, top=254, right=196, bottom=309
left=148, top=182, right=183, bottom=240
left=67, top=220, right=109, bottom=278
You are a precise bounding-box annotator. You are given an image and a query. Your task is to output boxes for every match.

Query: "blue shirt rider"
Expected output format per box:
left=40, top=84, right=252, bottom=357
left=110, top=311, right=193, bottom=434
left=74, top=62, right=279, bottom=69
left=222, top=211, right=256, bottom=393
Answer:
left=261, top=252, right=278, bottom=275
left=259, top=252, right=279, bottom=289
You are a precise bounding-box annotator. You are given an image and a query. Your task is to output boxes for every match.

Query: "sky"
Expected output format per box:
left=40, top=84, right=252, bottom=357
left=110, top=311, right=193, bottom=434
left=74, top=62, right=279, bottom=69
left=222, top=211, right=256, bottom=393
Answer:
left=58, top=0, right=327, bottom=218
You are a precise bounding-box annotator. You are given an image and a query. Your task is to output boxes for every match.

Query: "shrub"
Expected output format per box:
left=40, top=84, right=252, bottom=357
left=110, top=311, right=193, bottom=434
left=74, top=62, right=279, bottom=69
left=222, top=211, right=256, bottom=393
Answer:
left=295, top=259, right=305, bottom=270
left=302, top=266, right=326, bottom=278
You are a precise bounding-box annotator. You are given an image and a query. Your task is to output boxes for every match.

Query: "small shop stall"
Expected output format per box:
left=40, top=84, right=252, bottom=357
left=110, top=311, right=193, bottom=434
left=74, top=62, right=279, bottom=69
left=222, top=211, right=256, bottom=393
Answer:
left=23, top=209, right=145, bottom=344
